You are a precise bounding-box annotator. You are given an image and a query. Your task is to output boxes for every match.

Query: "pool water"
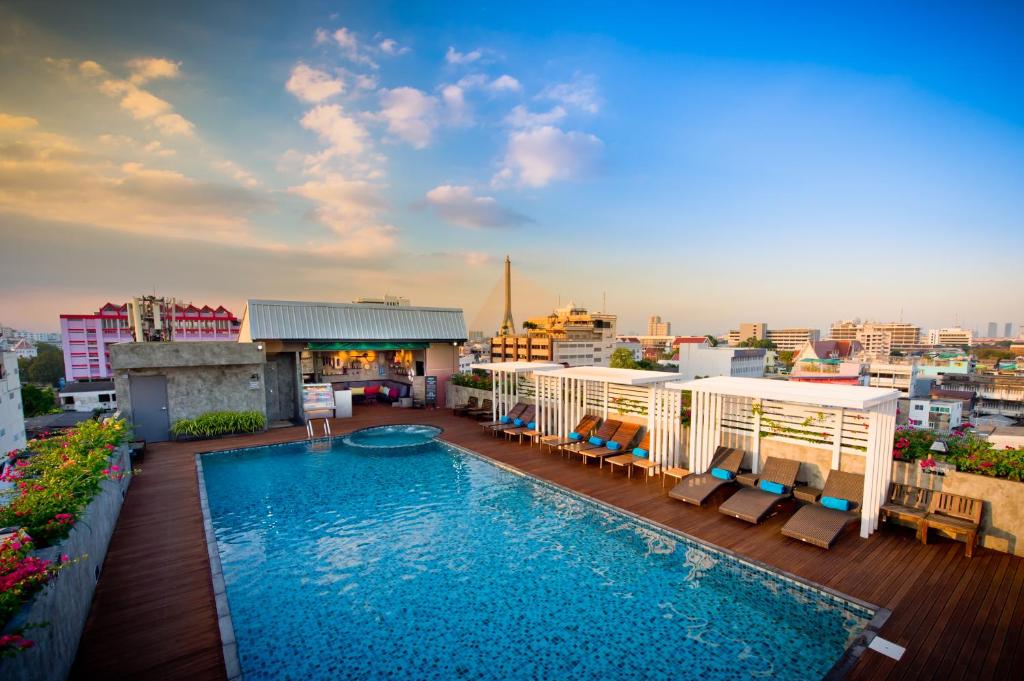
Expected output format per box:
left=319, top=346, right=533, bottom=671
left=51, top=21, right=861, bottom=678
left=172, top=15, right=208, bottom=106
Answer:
left=343, top=424, right=442, bottom=448
left=201, top=433, right=873, bottom=680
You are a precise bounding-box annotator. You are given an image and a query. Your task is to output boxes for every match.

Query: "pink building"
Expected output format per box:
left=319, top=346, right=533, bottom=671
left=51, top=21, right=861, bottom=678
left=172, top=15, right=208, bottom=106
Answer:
left=61, top=301, right=240, bottom=381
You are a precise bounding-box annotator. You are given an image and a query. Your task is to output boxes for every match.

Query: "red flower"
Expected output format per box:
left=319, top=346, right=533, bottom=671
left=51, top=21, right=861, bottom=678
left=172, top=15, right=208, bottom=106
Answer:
left=980, top=461, right=993, bottom=469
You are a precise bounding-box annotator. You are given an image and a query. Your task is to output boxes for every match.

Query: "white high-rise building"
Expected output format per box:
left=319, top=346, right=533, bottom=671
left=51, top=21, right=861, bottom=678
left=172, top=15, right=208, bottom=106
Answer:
left=0, top=352, right=27, bottom=454
left=927, top=327, right=973, bottom=347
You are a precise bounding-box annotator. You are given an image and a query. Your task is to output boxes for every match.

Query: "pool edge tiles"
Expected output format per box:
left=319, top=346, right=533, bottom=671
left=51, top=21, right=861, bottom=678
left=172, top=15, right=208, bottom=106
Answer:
left=438, top=439, right=891, bottom=681
left=197, top=436, right=889, bottom=681
left=195, top=454, right=242, bottom=681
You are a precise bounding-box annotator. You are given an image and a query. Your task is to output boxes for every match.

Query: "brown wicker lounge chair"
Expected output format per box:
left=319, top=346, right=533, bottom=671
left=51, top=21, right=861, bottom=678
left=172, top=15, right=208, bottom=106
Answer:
left=580, top=422, right=641, bottom=467
left=718, top=457, right=802, bottom=524
left=781, top=470, right=864, bottom=549
left=467, top=399, right=494, bottom=420
left=479, top=402, right=527, bottom=429
left=668, top=446, right=745, bottom=506
left=538, top=415, right=600, bottom=453
left=452, top=395, right=478, bottom=416
left=606, top=431, right=651, bottom=477
left=920, top=492, right=983, bottom=558
left=560, top=420, right=622, bottom=459
left=498, top=406, right=537, bottom=439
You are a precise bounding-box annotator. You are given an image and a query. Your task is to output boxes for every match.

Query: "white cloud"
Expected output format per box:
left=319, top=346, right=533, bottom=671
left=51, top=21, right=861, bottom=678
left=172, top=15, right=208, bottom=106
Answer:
left=127, top=57, right=181, bottom=85
left=504, top=104, right=566, bottom=128
left=322, top=27, right=378, bottom=68
left=213, top=159, right=259, bottom=187
left=425, top=185, right=530, bottom=229
left=288, top=174, right=398, bottom=255
left=441, top=85, right=471, bottom=126
left=286, top=63, right=344, bottom=103
left=445, top=46, right=481, bottom=65
left=81, top=59, right=195, bottom=138
left=378, top=38, right=410, bottom=56
left=539, top=74, right=600, bottom=113
left=495, top=126, right=603, bottom=187
left=300, top=104, right=369, bottom=158
left=378, top=87, right=438, bottom=148
left=355, top=74, right=378, bottom=90
left=0, top=113, right=39, bottom=131
left=489, top=75, right=521, bottom=93
left=143, top=140, right=176, bottom=157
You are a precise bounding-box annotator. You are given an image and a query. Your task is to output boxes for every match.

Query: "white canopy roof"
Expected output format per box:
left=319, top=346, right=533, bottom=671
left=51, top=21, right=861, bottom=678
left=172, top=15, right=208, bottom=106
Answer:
left=666, top=376, right=900, bottom=410
left=542, top=366, right=684, bottom=386
left=470, top=361, right=561, bottom=373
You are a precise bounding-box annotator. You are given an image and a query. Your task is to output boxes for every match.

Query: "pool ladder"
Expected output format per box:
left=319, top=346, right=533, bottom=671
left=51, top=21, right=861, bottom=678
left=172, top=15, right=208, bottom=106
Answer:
left=306, top=418, right=331, bottom=439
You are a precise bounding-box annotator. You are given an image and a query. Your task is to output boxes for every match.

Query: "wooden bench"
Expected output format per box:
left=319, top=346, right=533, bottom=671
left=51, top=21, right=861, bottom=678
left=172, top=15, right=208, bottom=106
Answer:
left=880, top=483, right=932, bottom=533
left=920, top=491, right=984, bottom=558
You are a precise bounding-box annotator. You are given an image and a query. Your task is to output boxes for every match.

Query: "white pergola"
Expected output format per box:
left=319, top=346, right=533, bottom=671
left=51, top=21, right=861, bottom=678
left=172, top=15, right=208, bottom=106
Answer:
left=533, top=367, right=686, bottom=467
left=666, top=376, right=900, bottom=538
left=470, top=362, right=561, bottom=420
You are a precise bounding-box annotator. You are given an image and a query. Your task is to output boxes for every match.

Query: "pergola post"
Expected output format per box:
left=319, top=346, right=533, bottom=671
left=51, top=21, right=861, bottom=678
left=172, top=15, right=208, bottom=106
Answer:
left=831, top=408, right=844, bottom=470
left=751, top=400, right=762, bottom=474
left=647, top=388, right=657, bottom=461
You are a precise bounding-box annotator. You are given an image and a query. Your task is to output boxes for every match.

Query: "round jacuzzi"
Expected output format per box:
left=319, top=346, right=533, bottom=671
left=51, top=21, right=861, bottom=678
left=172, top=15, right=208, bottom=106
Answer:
left=343, top=424, right=442, bottom=449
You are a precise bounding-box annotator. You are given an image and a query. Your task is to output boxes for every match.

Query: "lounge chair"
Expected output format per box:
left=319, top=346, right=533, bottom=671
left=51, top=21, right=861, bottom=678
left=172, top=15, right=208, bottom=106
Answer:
left=497, top=406, right=537, bottom=439
left=718, top=457, right=802, bottom=524
left=781, top=470, right=864, bottom=549
left=581, top=422, right=641, bottom=468
left=538, top=415, right=600, bottom=453
left=452, top=396, right=478, bottom=417
left=606, top=431, right=651, bottom=477
left=467, top=399, right=494, bottom=420
left=920, top=492, right=983, bottom=558
left=560, top=420, right=622, bottom=459
left=668, top=446, right=745, bottom=506
left=479, top=402, right=527, bottom=429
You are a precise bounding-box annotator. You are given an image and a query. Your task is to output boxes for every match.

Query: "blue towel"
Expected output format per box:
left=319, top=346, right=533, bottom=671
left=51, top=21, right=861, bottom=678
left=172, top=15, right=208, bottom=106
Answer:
left=500, top=416, right=511, bottom=424
left=632, top=448, right=649, bottom=459
left=759, top=480, right=784, bottom=495
left=607, top=441, right=621, bottom=451
left=527, top=421, right=536, bottom=429
left=821, top=496, right=850, bottom=511
left=513, top=418, right=524, bottom=427
left=711, top=467, right=734, bottom=481
left=568, top=431, right=582, bottom=441
left=588, top=436, right=605, bottom=446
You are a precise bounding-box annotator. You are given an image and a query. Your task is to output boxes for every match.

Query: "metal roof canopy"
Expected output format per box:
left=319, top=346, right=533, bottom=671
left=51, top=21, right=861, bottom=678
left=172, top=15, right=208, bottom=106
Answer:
left=665, top=376, right=900, bottom=409
left=470, top=361, right=561, bottom=373
left=244, top=299, right=466, bottom=342
left=543, top=366, right=684, bottom=386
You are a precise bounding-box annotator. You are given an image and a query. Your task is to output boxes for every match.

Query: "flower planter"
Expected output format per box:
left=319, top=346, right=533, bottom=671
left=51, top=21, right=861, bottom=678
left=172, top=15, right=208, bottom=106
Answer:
left=0, top=446, right=132, bottom=681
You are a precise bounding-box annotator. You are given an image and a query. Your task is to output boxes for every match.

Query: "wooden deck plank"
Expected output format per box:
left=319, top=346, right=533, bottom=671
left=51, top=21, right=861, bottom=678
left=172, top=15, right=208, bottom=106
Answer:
left=70, top=406, right=1024, bottom=680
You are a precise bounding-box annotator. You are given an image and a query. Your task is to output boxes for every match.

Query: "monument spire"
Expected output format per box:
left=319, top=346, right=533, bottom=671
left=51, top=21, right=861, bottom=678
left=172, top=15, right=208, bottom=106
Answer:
left=499, top=255, right=515, bottom=336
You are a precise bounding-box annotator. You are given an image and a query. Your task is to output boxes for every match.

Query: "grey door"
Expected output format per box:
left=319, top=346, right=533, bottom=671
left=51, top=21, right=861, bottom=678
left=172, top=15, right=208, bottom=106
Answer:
left=130, top=375, right=170, bottom=442
left=265, top=354, right=297, bottom=422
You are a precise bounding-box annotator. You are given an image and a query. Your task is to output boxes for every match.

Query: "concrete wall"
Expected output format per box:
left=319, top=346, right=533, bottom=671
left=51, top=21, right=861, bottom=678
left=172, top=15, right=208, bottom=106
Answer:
left=111, top=342, right=267, bottom=433
left=1, top=447, right=131, bottom=681
left=425, top=343, right=457, bottom=408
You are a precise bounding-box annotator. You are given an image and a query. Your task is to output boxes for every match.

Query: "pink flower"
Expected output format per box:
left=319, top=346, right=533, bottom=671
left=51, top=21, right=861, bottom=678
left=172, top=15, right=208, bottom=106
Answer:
left=111, top=464, right=120, bottom=472
left=980, top=461, right=993, bottom=469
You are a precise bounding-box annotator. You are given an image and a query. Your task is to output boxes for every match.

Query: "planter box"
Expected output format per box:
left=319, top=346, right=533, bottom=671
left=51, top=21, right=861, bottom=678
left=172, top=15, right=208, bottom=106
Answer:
left=1, top=446, right=132, bottom=681
left=891, top=460, right=1024, bottom=557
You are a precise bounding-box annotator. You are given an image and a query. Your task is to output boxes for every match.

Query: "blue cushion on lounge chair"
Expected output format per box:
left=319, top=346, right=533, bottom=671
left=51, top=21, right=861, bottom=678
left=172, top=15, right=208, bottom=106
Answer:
left=759, top=480, right=784, bottom=494
left=633, top=447, right=649, bottom=458
left=500, top=416, right=511, bottom=424
left=527, top=421, right=536, bottom=429
left=588, top=436, right=605, bottom=446
left=711, top=467, right=734, bottom=481
left=568, top=431, right=582, bottom=441
left=607, top=441, right=621, bottom=451
left=513, top=418, right=524, bottom=427
left=821, top=496, right=850, bottom=511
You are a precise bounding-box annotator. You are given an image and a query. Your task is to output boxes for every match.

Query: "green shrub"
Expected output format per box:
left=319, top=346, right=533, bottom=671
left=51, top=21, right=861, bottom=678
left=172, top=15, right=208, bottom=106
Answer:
left=170, top=411, right=266, bottom=439
left=451, top=372, right=492, bottom=391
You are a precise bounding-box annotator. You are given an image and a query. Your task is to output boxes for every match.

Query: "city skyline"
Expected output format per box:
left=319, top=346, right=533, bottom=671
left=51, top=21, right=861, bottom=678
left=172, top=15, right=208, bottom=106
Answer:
left=1, top=2, right=1022, bottom=333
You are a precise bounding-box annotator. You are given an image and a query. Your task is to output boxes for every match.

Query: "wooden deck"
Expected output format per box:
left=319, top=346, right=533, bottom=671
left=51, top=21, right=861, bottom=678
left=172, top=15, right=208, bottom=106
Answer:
left=72, top=406, right=1024, bottom=680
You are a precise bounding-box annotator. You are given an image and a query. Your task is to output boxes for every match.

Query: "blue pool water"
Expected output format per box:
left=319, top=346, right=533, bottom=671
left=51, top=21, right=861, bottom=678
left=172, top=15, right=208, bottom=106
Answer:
left=344, top=424, right=442, bottom=448
left=201, top=431, right=873, bottom=680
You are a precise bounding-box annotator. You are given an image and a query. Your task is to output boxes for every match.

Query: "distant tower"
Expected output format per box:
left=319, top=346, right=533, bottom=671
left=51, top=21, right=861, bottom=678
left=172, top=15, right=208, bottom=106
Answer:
left=499, top=255, right=515, bottom=336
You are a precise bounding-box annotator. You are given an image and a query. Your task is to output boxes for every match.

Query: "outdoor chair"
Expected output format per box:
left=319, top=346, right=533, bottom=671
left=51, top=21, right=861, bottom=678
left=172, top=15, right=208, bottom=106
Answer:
left=538, top=415, right=600, bottom=453
left=780, top=470, right=864, bottom=549
left=880, top=483, right=932, bottom=536
left=668, top=446, right=745, bottom=506
left=560, top=420, right=622, bottom=459
left=606, top=431, right=651, bottom=477
left=718, top=457, right=802, bottom=524
left=580, top=422, right=641, bottom=467
left=920, top=492, right=983, bottom=558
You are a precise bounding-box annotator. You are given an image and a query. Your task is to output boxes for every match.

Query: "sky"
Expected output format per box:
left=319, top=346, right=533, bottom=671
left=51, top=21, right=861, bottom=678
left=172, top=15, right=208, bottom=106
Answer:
left=0, top=1, right=1022, bottom=336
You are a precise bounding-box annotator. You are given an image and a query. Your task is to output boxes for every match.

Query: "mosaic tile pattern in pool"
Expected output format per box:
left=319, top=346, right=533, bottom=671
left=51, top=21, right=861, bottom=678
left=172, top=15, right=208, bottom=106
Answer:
left=201, top=437, right=874, bottom=680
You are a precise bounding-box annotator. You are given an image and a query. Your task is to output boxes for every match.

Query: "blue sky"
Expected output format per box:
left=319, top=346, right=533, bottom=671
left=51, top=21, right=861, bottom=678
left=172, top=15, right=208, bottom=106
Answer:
left=0, top=1, right=1021, bottom=335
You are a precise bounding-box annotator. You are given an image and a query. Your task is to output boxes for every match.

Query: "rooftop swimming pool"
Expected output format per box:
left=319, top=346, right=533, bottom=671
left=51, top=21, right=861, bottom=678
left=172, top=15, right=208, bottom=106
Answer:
left=200, top=428, right=875, bottom=680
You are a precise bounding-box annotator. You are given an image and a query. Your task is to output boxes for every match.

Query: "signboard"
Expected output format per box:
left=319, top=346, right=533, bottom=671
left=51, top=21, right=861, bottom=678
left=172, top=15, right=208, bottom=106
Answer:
left=425, top=376, right=437, bottom=407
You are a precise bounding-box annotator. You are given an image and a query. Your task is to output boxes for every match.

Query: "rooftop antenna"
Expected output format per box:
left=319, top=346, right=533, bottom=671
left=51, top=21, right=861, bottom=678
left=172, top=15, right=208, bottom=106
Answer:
left=602, top=291, right=606, bottom=313
left=498, top=255, right=515, bottom=337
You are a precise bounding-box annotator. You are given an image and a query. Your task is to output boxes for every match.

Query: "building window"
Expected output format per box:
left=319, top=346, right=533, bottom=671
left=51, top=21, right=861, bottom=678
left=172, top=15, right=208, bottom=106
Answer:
left=99, top=394, right=112, bottom=403
left=63, top=396, right=75, bottom=405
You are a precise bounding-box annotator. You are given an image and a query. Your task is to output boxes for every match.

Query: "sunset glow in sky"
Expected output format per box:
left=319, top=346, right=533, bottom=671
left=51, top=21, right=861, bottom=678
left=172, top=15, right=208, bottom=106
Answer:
left=1, top=2, right=1022, bottom=334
